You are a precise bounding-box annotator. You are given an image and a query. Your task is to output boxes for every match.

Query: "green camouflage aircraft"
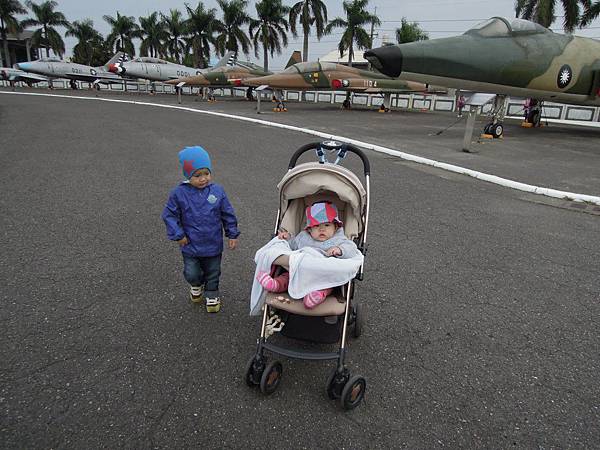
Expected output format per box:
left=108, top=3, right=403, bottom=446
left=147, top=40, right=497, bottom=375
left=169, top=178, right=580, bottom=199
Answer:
left=166, top=61, right=271, bottom=89
left=243, top=60, right=436, bottom=110
left=365, top=17, right=600, bottom=134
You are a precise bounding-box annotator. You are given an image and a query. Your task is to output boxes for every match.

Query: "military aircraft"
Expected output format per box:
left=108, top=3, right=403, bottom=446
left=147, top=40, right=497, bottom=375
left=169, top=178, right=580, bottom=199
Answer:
left=0, top=67, right=47, bottom=85
left=107, top=51, right=234, bottom=83
left=243, top=60, right=437, bottom=110
left=164, top=60, right=273, bottom=101
left=365, top=17, right=600, bottom=136
left=14, top=53, right=127, bottom=89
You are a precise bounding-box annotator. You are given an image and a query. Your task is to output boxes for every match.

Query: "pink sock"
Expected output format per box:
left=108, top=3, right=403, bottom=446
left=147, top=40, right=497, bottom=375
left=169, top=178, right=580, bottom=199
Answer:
left=257, top=271, right=289, bottom=293
left=303, top=288, right=333, bottom=309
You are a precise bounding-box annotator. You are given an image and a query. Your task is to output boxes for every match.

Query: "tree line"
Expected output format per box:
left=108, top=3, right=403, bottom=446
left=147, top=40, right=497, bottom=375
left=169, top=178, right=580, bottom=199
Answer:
left=2, top=0, right=600, bottom=71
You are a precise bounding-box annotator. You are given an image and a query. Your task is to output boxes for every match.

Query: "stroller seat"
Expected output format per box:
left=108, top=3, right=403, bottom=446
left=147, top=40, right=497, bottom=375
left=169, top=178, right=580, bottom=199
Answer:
left=265, top=291, right=346, bottom=316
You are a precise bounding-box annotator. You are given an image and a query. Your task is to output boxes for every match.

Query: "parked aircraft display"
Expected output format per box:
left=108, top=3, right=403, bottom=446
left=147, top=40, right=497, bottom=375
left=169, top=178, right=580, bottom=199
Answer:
left=166, top=61, right=270, bottom=88
left=108, top=52, right=234, bottom=82
left=15, top=53, right=127, bottom=89
left=365, top=17, right=600, bottom=135
left=0, top=67, right=47, bottom=85
left=243, top=60, right=437, bottom=110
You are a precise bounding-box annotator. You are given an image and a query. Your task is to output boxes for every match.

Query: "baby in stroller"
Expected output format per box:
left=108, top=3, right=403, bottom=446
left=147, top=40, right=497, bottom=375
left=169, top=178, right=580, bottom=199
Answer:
left=256, top=201, right=361, bottom=308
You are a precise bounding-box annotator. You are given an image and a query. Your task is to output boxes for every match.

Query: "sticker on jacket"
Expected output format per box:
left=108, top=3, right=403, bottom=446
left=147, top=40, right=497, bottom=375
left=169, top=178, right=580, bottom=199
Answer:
left=207, top=194, right=218, bottom=204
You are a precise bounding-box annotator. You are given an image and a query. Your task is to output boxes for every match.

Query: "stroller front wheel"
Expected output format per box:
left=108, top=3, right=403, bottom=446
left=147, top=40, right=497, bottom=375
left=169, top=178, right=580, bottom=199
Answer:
left=326, top=367, right=349, bottom=400
left=340, top=375, right=367, bottom=410
left=245, top=355, right=265, bottom=387
left=260, top=360, right=283, bottom=395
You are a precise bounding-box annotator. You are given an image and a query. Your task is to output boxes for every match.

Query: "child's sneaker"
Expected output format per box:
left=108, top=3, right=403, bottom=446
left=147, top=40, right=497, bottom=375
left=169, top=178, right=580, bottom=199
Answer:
left=189, top=285, right=205, bottom=303
left=205, top=297, right=221, bottom=313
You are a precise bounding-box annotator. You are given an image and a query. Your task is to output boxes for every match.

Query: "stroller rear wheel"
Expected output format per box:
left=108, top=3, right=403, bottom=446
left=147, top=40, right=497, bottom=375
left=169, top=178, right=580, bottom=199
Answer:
left=245, top=355, right=265, bottom=387
left=260, top=360, right=283, bottom=395
left=340, top=375, right=367, bottom=410
left=352, top=303, right=365, bottom=338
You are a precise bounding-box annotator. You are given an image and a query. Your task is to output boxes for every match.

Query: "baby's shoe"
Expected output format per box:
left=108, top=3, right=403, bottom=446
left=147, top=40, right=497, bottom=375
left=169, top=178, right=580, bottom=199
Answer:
left=189, top=285, right=204, bottom=303
left=205, top=296, right=221, bottom=313
left=303, top=288, right=332, bottom=309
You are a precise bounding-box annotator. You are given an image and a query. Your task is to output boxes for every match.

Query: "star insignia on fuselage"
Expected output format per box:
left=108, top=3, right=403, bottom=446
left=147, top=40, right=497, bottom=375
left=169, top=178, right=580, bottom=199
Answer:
left=557, top=64, right=573, bottom=89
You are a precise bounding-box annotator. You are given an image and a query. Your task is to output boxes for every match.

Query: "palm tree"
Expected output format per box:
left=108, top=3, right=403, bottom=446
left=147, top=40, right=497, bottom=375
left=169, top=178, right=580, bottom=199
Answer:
left=103, top=11, right=140, bottom=56
left=22, top=0, right=68, bottom=58
left=0, top=0, right=26, bottom=67
left=515, top=0, right=589, bottom=32
left=249, top=0, right=290, bottom=71
left=581, top=0, right=600, bottom=26
left=289, top=0, right=327, bottom=62
left=139, top=12, right=167, bottom=58
left=214, top=0, right=251, bottom=58
left=325, top=0, right=380, bottom=67
left=395, top=18, right=428, bottom=44
left=65, top=19, right=102, bottom=65
left=184, top=2, right=217, bottom=68
left=161, top=8, right=187, bottom=63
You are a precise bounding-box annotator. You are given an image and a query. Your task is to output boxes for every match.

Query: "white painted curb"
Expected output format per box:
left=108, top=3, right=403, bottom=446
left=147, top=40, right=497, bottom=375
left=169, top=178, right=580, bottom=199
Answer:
left=3, top=90, right=599, bottom=206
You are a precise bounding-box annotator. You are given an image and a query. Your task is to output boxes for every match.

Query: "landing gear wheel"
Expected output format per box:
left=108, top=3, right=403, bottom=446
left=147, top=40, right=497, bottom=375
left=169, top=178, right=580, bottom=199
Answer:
left=245, top=355, right=265, bottom=387
left=340, top=375, right=367, bottom=410
left=490, top=122, right=504, bottom=138
left=69, top=80, right=77, bottom=90
left=352, top=303, right=365, bottom=338
left=260, top=360, right=283, bottom=395
left=326, top=368, right=349, bottom=400
left=342, top=99, right=351, bottom=109
left=483, top=123, right=492, bottom=135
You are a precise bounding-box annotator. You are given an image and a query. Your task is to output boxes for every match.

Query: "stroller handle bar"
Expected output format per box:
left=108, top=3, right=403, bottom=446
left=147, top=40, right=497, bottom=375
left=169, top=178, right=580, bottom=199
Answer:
left=288, top=142, right=371, bottom=176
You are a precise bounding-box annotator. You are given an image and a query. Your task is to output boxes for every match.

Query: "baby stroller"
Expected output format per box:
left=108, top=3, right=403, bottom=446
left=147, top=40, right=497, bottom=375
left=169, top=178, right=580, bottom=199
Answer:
left=245, top=140, right=371, bottom=410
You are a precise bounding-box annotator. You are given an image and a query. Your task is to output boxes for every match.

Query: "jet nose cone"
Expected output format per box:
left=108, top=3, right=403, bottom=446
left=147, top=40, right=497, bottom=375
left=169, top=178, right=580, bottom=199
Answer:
left=15, top=62, right=29, bottom=70
left=364, top=46, right=403, bottom=78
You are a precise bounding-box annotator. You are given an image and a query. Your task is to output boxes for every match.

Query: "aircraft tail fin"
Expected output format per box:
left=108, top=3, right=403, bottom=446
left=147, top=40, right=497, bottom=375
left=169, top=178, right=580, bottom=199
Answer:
left=214, top=51, right=236, bottom=68
left=101, top=52, right=130, bottom=70
left=284, top=51, right=302, bottom=69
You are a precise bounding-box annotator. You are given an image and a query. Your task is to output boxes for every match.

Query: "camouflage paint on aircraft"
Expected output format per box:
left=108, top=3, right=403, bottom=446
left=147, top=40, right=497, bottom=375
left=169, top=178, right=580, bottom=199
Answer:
left=243, top=61, right=430, bottom=93
left=365, top=17, right=600, bottom=106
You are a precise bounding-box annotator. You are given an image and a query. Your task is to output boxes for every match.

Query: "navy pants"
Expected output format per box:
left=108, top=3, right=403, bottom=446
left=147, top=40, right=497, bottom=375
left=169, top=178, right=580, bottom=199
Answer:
left=182, top=254, right=222, bottom=298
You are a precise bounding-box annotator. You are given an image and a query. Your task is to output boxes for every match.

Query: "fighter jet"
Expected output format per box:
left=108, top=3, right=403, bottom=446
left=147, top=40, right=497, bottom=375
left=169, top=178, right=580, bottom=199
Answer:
left=14, top=53, right=128, bottom=89
left=107, top=51, right=234, bottom=82
left=0, top=67, right=47, bottom=85
left=242, top=60, right=437, bottom=111
left=365, top=17, right=600, bottom=135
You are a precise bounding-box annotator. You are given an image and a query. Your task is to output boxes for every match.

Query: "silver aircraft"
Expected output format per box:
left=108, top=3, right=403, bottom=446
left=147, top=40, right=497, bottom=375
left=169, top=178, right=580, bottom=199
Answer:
left=14, top=53, right=128, bottom=89
left=0, top=67, right=47, bottom=85
left=107, top=51, right=235, bottom=82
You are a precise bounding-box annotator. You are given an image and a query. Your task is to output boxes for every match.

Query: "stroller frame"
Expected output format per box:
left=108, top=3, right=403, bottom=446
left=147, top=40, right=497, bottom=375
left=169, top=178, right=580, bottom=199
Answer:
left=245, top=141, right=372, bottom=410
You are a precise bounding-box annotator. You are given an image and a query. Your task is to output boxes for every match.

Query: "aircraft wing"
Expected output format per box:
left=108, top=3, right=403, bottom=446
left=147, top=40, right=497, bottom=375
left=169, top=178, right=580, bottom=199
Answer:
left=63, top=72, right=123, bottom=84
left=1, top=68, right=47, bottom=83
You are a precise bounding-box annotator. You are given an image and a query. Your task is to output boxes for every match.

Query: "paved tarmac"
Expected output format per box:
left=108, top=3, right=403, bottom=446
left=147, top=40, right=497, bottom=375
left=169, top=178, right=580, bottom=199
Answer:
left=1, top=91, right=599, bottom=449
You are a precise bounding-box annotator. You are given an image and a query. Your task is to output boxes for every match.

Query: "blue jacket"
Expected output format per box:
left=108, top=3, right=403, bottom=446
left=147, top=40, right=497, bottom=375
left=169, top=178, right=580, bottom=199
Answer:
left=162, top=182, right=240, bottom=257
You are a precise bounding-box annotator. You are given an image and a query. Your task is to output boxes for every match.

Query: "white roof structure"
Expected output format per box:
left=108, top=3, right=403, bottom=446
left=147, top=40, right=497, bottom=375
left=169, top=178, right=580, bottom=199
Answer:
left=318, top=48, right=369, bottom=66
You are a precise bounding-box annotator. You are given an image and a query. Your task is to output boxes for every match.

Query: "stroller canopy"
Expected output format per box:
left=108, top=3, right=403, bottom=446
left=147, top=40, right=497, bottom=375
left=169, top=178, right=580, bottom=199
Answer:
left=277, top=162, right=367, bottom=239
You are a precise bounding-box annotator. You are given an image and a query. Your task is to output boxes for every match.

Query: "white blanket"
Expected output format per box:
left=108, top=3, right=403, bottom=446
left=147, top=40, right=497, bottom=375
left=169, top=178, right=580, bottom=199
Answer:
left=250, top=237, right=364, bottom=315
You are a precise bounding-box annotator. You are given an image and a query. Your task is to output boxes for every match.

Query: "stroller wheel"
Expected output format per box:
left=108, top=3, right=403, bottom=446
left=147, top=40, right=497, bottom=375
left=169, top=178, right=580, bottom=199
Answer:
left=326, top=368, right=348, bottom=400
left=260, top=361, right=283, bottom=395
left=352, top=303, right=365, bottom=338
left=340, top=375, right=367, bottom=410
left=245, top=355, right=264, bottom=387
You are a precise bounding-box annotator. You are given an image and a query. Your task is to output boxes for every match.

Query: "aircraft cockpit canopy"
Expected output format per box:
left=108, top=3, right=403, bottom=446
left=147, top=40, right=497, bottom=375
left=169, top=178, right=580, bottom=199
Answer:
left=465, top=17, right=551, bottom=37
left=131, top=57, right=169, bottom=64
left=39, top=57, right=62, bottom=62
left=284, top=62, right=322, bottom=73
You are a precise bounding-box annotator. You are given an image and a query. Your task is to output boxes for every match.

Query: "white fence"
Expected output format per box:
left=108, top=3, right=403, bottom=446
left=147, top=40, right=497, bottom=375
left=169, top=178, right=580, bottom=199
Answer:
left=3, top=78, right=600, bottom=123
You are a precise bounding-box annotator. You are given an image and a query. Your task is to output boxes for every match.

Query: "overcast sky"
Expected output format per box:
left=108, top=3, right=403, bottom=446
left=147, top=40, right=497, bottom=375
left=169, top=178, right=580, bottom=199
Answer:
left=21, top=0, right=600, bottom=69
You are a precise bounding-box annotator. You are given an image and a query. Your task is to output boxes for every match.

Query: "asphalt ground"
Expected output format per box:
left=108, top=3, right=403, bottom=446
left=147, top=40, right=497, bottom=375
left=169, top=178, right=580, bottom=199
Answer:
left=3, top=86, right=598, bottom=199
left=1, top=91, right=599, bottom=449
